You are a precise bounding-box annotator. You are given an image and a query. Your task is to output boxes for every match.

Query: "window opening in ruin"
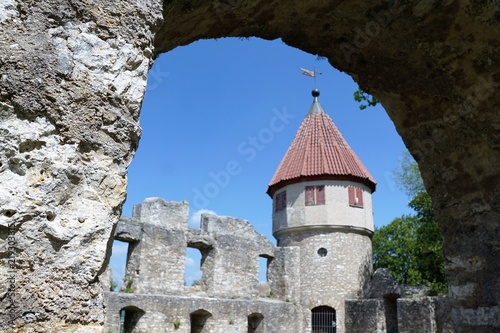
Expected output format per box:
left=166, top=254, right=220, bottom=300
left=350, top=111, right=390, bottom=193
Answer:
left=185, top=247, right=203, bottom=287
left=248, top=313, right=264, bottom=333
left=317, top=247, right=328, bottom=257
left=109, top=240, right=131, bottom=291
left=383, top=297, right=398, bottom=333
left=258, top=255, right=272, bottom=283
left=312, top=306, right=336, bottom=333
left=190, top=309, right=212, bottom=333
left=119, top=306, right=145, bottom=333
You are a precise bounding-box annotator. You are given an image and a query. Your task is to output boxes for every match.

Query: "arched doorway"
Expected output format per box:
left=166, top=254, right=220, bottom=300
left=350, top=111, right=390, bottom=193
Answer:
left=311, top=305, right=336, bottom=333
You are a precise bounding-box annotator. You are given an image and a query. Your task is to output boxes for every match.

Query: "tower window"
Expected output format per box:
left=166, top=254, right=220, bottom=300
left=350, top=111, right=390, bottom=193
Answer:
left=348, top=186, right=364, bottom=208
left=274, top=191, right=286, bottom=212
left=317, top=248, right=327, bottom=257
left=305, top=186, right=325, bottom=206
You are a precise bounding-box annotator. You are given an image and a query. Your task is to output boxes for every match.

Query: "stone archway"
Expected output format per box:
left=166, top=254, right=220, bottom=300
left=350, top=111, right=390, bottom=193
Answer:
left=0, top=0, right=498, bottom=332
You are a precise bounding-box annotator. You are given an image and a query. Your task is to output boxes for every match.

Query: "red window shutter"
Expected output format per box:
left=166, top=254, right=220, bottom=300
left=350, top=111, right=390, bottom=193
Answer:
left=348, top=186, right=356, bottom=206
left=305, top=186, right=314, bottom=206
left=317, top=186, right=325, bottom=205
left=275, top=191, right=286, bottom=212
left=356, top=188, right=364, bottom=207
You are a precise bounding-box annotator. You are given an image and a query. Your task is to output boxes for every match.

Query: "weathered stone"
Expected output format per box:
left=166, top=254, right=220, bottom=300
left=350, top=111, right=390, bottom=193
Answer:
left=105, top=292, right=302, bottom=333
left=105, top=198, right=309, bottom=332
left=367, top=268, right=400, bottom=299
left=398, top=297, right=437, bottom=333
left=345, top=298, right=387, bottom=333
left=0, top=1, right=162, bottom=331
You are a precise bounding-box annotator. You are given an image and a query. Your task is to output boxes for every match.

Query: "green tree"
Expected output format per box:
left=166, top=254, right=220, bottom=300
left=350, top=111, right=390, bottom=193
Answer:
left=393, top=150, right=426, bottom=197
left=372, top=215, right=422, bottom=285
left=110, top=278, right=118, bottom=292
left=410, top=192, right=447, bottom=295
left=373, top=151, right=447, bottom=295
left=354, top=87, right=379, bottom=110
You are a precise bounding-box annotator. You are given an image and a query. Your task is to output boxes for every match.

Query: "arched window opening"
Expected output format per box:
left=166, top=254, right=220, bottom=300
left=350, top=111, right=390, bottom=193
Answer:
left=119, top=306, right=145, bottom=333
left=248, top=313, right=264, bottom=333
left=190, top=309, right=212, bottom=333
left=312, top=306, right=336, bottom=333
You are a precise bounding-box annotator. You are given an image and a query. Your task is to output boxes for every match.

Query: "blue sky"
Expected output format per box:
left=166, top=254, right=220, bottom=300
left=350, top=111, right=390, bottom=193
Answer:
left=110, top=37, right=413, bottom=287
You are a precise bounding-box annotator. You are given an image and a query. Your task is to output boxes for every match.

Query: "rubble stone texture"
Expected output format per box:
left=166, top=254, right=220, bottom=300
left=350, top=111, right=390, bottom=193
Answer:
left=105, top=198, right=299, bottom=333
left=0, top=0, right=499, bottom=332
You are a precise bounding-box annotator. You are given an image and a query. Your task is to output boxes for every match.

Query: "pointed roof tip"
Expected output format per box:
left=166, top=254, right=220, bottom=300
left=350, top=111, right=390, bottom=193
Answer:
left=307, top=89, right=326, bottom=115
left=267, top=89, right=376, bottom=197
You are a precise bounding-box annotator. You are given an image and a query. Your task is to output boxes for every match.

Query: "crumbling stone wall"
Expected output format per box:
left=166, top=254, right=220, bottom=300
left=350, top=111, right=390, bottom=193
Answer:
left=105, top=198, right=304, bottom=333
left=115, top=198, right=277, bottom=300
left=105, top=293, right=302, bottom=333
left=346, top=269, right=455, bottom=333
left=1, top=0, right=499, bottom=332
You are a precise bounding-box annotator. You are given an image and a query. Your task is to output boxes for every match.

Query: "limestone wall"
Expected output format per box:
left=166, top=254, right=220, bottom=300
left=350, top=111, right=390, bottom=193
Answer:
left=345, top=297, right=456, bottom=333
left=279, top=231, right=373, bottom=333
left=106, top=198, right=308, bottom=332
left=114, top=198, right=278, bottom=300
left=105, top=292, right=302, bottom=333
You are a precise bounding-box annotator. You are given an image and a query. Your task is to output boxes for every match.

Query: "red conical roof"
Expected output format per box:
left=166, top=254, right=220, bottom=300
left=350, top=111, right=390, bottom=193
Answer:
left=267, top=90, right=376, bottom=197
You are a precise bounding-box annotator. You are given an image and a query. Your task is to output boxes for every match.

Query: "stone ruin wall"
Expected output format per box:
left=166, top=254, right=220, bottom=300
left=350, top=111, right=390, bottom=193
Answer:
left=104, top=197, right=304, bottom=333
left=0, top=0, right=499, bottom=332
left=101, top=198, right=464, bottom=333
left=105, top=198, right=462, bottom=333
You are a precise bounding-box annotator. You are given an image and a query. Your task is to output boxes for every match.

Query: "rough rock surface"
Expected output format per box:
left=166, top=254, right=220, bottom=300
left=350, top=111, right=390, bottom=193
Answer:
left=0, top=0, right=499, bottom=332
left=0, top=1, right=162, bottom=332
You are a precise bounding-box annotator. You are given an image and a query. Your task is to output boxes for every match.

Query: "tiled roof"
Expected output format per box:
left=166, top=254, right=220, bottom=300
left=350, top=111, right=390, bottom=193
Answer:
left=267, top=90, right=376, bottom=196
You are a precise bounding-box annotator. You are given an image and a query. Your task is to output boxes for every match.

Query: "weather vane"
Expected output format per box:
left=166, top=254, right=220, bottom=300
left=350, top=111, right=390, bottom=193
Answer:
left=299, top=67, right=322, bottom=89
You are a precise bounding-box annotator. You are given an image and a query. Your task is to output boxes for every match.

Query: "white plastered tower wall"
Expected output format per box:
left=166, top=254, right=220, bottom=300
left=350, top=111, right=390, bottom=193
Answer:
left=267, top=89, right=376, bottom=333
left=272, top=180, right=374, bottom=234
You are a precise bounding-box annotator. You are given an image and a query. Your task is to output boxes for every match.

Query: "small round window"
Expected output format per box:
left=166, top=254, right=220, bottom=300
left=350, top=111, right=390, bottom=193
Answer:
left=317, top=248, right=327, bottom=257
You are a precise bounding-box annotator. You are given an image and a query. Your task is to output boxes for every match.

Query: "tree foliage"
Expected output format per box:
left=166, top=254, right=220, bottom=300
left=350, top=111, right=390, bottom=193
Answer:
left=354, top=87, right=379, bottom=110
left=393, top=150, right=426, bottom=197
left=372, top=215, right=421, bottom=285
left=373, top=152, right=447, bottom=295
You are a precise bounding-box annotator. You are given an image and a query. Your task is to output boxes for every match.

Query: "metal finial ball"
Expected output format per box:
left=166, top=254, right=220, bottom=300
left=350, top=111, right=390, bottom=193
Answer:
left=312, top=89, right=320, bottom=97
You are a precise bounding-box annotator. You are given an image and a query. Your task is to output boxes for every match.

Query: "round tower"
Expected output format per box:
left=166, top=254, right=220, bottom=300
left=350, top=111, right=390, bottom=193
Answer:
left=267, top=89, right=376, bottom=333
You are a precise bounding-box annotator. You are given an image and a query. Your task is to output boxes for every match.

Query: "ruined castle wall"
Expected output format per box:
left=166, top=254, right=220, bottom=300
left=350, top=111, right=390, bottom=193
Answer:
left=120, top=199, right=189, bottom=295
left=345, top=298, right=387, bottom=333
left=105, top=292, right=303, bottom=333
left=346, top=295, right=457, bottom=333
left=106, top=200, right=308, bottom=332
left=268, top=246, right=301, bottom=303
left=199, top=214, right=276, bottom=298
left=114, top=199, right=278, bottom=299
